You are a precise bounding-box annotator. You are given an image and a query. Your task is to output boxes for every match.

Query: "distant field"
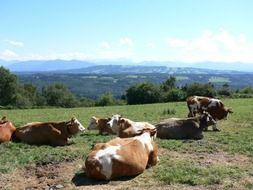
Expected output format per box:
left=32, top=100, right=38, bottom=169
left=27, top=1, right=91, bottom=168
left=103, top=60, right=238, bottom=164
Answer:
left=0, top=98, right=253, bottom=189
left=208, top=77, right=231, bottom=83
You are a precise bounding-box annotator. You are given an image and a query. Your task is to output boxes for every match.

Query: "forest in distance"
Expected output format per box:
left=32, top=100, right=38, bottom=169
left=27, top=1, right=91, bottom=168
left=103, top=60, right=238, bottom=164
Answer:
left=18, top=72, right=253, bottom=99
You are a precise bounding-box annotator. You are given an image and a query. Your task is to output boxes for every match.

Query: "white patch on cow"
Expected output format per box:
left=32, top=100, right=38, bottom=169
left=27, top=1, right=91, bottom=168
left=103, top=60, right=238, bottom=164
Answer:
left=107, top=114, right=121, bottom=133
left=134, top=133, right=153, bottom=152
left=74, top=118, right=85, bottom=131
left=94, top=145, right=121, bottom=179
left=189, top=103, right=198, bottom=115
left=88, top=117, right=98, bottom=130
left=208, top=99, right=220, bottom=108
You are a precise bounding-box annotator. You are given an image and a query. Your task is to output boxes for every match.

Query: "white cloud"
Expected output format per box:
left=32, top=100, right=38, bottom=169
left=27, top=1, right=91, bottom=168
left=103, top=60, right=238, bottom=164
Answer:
left=96, top=49, right=134, bottom=60
left=119, top=37, right=133, bottom=47
left=99, top=41, right=111, bottom=49
left=147, top=42, right=156, bottom=49
left=166, top=29, right=253, bottom=63
left=8, top=40, right=24, bottom=47
left=22, top=52, right=90, bottom=61
left=0, top=49, right=18, bottom=60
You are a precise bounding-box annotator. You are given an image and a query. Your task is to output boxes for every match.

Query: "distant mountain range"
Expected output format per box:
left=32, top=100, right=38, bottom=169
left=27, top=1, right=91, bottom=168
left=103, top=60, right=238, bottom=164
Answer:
left=1, top=59, right=253, bottom=73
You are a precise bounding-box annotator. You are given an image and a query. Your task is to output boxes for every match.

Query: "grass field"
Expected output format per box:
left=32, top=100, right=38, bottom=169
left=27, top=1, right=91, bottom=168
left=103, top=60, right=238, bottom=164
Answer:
left=0, top=98, right=253, bottom=189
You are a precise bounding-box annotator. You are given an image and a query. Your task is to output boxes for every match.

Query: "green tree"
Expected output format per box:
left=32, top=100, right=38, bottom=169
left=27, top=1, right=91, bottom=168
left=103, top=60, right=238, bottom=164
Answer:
left=160, top=76, right=176, bottom=92
left=184, top=82, right=217, bottom=97
left=163, top=88, right=186, bottom=102
left=218, top=83, right=232, bottom=96
left=96, top=92, right=115, bottom=106
left=126, top=82, right=161, bottom=105
left=42, top=83, right=79, bottom=107
left=0, top=67, right=18, bottom=106
left=239, top=86, right=253, bottom=94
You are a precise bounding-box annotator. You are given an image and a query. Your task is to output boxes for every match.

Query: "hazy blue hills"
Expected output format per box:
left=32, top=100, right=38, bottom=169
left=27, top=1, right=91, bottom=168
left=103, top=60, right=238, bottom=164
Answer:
left=6, top=60, right=94, bottom=72
left=2, top=59, right=253, bottom=73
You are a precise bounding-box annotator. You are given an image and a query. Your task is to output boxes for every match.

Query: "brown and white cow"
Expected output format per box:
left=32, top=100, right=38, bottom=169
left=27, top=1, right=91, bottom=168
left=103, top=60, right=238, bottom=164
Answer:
left=88, top=116, right=115, bottom=135
left=155, top=112, right=216, bottom=140
left=186, top=96, right=233, bottom=131
left=15, top=117, right=85, bottom=146
left=85, top=128, right=158, bottom=180
left=107, top=114, right=156, bottom=138
left=0, top=116, right=16, bottom=143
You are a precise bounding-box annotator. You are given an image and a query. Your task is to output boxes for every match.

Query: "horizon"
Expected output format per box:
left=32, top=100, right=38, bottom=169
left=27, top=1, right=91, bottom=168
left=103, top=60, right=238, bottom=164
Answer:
left=1, top=0, right=253, bottom=64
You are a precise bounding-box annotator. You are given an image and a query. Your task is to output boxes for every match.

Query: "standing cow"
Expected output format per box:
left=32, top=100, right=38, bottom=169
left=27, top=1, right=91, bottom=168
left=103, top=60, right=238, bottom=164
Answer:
left=186, top=96, right=233, bottom=131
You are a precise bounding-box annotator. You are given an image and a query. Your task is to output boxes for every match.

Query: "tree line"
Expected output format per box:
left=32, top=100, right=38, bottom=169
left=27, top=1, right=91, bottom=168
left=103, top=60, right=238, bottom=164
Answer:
left=0, top=66, right=252, bottom=108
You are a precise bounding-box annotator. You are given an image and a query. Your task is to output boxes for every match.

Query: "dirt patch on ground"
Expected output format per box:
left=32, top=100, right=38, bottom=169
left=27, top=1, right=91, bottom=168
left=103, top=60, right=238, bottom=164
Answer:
left=0, top=149, right=252, bottom=190
left=0, top=159, right=82, bottom=190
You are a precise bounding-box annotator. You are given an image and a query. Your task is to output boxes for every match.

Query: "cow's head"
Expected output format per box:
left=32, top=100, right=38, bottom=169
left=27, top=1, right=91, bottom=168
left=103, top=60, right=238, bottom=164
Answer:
left=200, top=111, right=216, bottom=128
left=68, top=117, right=85, bottom=135
left=88, top=116, right=98, bottom=130
left=137, top=127, right=157, bottom=139
left=220, top=107, right=233, bottom=120
left=107, top=114, right=122, bottom=133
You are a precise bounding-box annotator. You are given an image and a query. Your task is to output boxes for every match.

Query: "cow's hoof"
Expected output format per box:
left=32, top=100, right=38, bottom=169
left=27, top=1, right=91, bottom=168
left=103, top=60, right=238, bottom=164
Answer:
left=213, top=128, right=220, bottom=132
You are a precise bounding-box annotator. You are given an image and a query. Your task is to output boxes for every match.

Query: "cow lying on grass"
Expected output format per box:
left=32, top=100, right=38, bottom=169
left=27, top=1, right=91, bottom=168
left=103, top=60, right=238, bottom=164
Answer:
left=0, top=116, right=16, bottom=143
left=88, top=116, right=115, bottom=135
left=15, top=117, right=85, bottom=146
left=186, top=96, right=233, bottom=131
left=85, top=128, right=158, bottom=180
left=107, top=114, right=156, bottom=138
left=155, top=112, right=216, bottom=140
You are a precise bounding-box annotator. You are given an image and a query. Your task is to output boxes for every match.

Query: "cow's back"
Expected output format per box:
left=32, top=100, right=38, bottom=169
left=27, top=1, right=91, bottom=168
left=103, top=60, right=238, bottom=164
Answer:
left=15, top=124, right=56, bottom=145
left=156, top=119, right=202, bottom=139
left=85, top=139, right=150, bottom=180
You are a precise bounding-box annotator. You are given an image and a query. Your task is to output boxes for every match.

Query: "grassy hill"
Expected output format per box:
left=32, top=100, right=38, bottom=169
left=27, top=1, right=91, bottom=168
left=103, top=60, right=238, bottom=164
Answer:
left=0, top=98, right=253, bottom=189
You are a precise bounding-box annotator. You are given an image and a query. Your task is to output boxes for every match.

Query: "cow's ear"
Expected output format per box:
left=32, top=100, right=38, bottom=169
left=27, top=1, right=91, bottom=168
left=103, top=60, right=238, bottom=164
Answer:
left=228, top=108, right=233, bottom=113
left=119, top=118, right=125, bottom=123
left=150, top=128, right=157, bottom=137
left=1, top=116, right=7, bottom=121
left=71, top=117, right=76, bottom=123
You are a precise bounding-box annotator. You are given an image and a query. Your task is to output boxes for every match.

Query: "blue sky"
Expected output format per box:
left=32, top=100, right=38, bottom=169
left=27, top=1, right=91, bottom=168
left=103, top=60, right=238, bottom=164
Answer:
left=1, top=0, right=253, bottom=63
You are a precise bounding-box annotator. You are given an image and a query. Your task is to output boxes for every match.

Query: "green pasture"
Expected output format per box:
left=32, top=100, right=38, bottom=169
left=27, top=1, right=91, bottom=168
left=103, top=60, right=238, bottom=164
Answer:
left=208, top=76, right=231, bottom=83
left=0, top=98, right=253, bottom=189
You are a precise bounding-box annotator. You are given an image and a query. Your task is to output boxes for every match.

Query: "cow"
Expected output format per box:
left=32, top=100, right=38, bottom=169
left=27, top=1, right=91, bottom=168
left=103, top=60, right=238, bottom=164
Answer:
left=14, top=117, right=85, bottom=146
left=84, top=128, right=158, bottom=180
left=87, top=116, right=115, bottom=135
left=0, top=116, right=16, bottom=143
left=107, top=114, right=156, bottom=138
left=155, top=112, right=216, bottom=140
left=186, top=96, right=233, bottom=131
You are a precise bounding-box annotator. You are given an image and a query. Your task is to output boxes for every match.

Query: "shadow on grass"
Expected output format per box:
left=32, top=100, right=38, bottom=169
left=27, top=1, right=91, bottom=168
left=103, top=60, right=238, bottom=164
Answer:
left=72, top=171, right=137, bottom=186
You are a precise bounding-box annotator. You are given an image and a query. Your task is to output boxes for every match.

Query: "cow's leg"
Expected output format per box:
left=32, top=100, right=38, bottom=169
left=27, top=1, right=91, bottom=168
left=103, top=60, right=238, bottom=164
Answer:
left=49, top=126, right=67, bottom=146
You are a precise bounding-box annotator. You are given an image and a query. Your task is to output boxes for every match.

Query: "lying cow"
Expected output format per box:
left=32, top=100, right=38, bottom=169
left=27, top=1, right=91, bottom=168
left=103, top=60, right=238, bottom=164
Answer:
left=107, top=114, right=156, bottom=138
left=186, top=96, right=233, bottom=131
left=88, top=116, right=115, bottom=135
left=155, top=112, right=216, bottom=140
left=0, top=116, right=16, bottom=143
left=85, top=128, right=158, bottom=180
left=15, top=117, right=85, bottom=146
